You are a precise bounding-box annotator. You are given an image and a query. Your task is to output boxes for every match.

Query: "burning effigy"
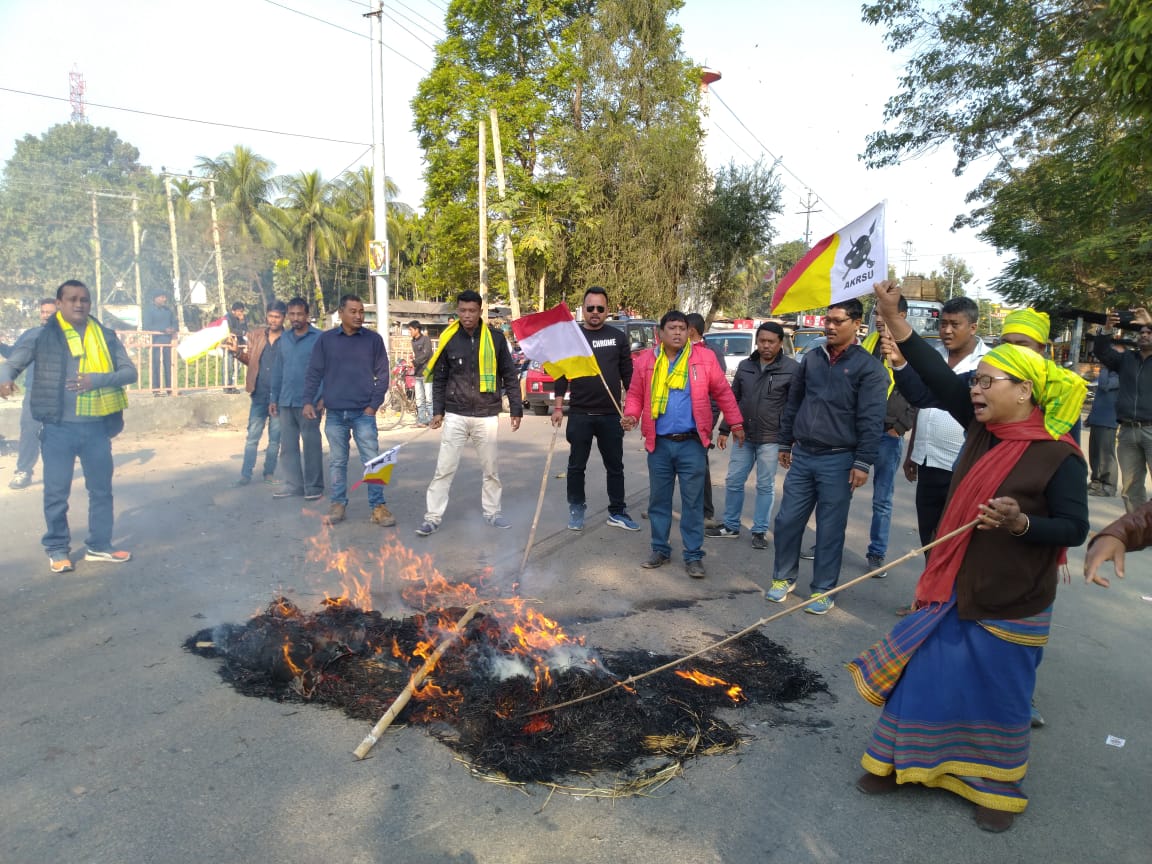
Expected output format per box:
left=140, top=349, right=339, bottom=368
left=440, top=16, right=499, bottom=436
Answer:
left=186, top=541, right=825, bottom=794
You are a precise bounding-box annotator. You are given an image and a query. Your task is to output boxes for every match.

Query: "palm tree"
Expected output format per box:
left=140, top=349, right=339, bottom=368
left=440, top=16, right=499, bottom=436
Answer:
left=333, top=166, right=406, bottom=298
left=196, top=146, right=279, bottom=245
left=273, top=171, right=346, bottom=317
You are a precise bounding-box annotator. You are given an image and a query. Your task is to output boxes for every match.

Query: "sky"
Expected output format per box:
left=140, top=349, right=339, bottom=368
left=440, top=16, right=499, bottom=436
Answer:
left=0, top=0, right=1008, bottom=303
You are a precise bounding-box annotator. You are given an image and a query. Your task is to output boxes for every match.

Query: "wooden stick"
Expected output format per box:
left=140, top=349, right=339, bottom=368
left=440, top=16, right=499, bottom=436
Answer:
left=595, top=367, right=625, bottom=418
left=353, top=601, right=486, bottom=759
left=520, top=424, right=561, bottom=577
left=521, top=517, right=982, bottom=717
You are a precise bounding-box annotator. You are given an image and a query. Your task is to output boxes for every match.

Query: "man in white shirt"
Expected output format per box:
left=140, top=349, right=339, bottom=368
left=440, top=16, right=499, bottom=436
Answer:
left=893, top=297, right=986, bottom=546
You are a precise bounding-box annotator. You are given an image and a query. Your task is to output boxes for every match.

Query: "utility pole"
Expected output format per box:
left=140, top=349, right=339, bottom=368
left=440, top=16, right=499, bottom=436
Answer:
left=489, top=108, right=520, bottom=320
left=796, top=189, right=822, bottom=247
left=162, top=173, right=187, bottom=332
left=207, top=179, right=227, bottom=312
left=902, top=240, right=918, bottom=277
left=131, top=194, right=142, bottom=322
left=478, top=118, right=489, bottom=321
left=90, top=193, right=103, bottom=316
left=366, top=0, right=389, bottom=338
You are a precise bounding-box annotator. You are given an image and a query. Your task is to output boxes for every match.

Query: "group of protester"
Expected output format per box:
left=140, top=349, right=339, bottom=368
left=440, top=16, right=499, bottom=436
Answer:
left=3, top=277, right=1150, bottom=837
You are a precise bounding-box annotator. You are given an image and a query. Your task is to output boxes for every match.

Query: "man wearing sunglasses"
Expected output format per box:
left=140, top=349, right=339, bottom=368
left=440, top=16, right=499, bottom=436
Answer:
left=767, top=298, right=888, bottom=614
left=1095, top=309, right=1152, bottom=512
left=553, top=287, right=638, bottom=531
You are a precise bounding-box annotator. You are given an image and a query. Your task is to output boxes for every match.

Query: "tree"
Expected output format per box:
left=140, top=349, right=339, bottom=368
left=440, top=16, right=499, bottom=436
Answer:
left=934, top=254, right=974, bottom=299
left=861, top=1, right=1152, bottom=307
left=690, top=160, right=782, bottom=322
left=272, top=171, right=345, bottom=317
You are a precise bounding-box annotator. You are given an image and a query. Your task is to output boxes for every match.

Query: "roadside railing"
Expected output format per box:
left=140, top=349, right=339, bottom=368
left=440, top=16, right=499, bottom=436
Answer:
left=119, top=331, right=247, bottom=394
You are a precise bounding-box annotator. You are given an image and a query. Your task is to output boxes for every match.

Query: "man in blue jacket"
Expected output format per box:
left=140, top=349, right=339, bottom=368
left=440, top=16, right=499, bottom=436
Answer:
left=767, top=298, right=888, bottom=614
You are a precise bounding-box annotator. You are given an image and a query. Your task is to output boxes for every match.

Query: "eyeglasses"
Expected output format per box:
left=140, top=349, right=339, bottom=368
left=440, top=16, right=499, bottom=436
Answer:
left=585, top=305, right=606, bottom=313
left=824, top=316, right=853, bottom=327
left=972, top=374, right=1014, bottom=389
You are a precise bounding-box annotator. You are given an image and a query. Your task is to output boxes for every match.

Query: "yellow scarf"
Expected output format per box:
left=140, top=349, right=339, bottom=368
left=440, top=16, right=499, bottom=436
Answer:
left=650, top=342, right=691, bottom=418
left=423, top=321, right=497, bottom=392
left=860, top=331, right=895, bottom=397
left=57, top=312, right=129, bottom=417
left=984, top=343, right=1086, bottom=439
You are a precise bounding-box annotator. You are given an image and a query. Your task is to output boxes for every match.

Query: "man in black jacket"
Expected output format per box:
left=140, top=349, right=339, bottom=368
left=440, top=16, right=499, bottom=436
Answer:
left=552, top=287, right=637, bottom=532
left=1097, top=310, right=1152, bottom=511
left=416, top=290, right=523, bottom=535
left=707, top=322, right=798, bottom=549
left=766, top=298, right=887, bottom=614
left=408, top=320, right=433, bottom=426
left=0, top=280, right=137, bottom=573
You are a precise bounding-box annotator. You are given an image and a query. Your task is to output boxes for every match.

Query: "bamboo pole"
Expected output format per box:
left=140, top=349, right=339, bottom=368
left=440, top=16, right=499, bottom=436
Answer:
left=519, top=425, right=562, bottom=577
left=353, top=601, right=486, bottom=759
left=521, top=517, right=982, bottom=717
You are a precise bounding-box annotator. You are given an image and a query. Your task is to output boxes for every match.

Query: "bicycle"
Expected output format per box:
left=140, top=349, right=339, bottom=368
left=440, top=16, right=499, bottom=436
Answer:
left=377, top=358, right=418, bottom=430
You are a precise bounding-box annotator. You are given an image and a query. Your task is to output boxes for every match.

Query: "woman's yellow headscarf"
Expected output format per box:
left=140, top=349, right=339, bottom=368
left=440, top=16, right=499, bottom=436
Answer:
left=1001, top=308, right=1050, bottom=346
left=984, top=343, right=1086, bottom=439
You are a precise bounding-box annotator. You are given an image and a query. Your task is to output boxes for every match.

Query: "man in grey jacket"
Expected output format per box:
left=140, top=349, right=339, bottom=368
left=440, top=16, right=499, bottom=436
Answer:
left=707, top=322, right=798, bottom=549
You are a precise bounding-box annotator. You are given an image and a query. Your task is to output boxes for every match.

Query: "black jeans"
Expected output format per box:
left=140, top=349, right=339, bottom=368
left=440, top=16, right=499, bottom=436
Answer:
left=565, top=412, right=626, bottom=515
left=915, top=465, right=953, bottom=549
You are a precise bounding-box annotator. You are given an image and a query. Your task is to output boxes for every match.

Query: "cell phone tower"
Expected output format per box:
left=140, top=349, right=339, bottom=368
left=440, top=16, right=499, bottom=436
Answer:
left=69, top=64, right=87, bottom=124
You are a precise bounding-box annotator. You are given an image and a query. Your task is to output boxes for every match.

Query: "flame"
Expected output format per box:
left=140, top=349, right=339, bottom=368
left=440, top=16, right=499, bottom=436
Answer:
left=522, top=715, right=553, bottom=735
left=675, top=669, right=745, bottom=702
left=281, top=639, right=304, bottom=677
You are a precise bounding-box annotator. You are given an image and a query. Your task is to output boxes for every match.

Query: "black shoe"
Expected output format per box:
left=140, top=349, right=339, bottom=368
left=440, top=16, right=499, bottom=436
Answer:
left=867, top=553, right=888, bottom=578
left=751, top=532, right=768, bottom=550
left=800, top=545, right=816, bottom=560
left=641, top=551, right=670, bottom=569
left=273, top=489, right=303, bottom=498
left=705, top=525, right=739, bottom=539
left=8, top=471, right=31, bottom=489
left=686, top=559, right=706, bottom=579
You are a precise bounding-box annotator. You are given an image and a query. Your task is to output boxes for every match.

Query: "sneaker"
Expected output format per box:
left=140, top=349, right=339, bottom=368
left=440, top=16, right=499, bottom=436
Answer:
left=804, top=592, right=835, bottom=615
left=1030, top=700, right=1046, bottom=728
left=800, top=545, right=816, bottom=560
left=232, top=477, right=252, bottom=487
left=415, top=521, right=439, bottom=537
left=703, top=517, right=722, bottom=530
left=273, top=488, right=303, bottom=499
left=262, top=475, right=280, bottom=486
left=606, top=512, right=641, bottom=531
left=486, top=515, right=512, bottom=529
left=304, top=492, right=324, bottom=501
left=641, top=551, right=670, bottom=569
left=686, top=559, right=706, bottom=579
left=1088, top=487, right=1110, bottom=497
left=751, top=532, right=768, bottom=550
left=765, top=579, right=795, bottom=603
left=8, top=471, right=31, bottom=490
left=324, top=502, right=347, bottom=525
left=705, top=525, right=740, bottom=539
left=84, top=549, right=132, bottom=564
left=568, top=505, right=586, bottom=532
left=48, top=552, right=74, bottom=573
left=867, top=553, right=888, bottom=579
left=370, top=504, right=396, bottom=527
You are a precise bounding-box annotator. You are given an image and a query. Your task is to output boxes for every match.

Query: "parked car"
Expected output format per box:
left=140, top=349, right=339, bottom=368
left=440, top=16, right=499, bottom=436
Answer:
left=523, top=319, right=658, bottom=415
left=704, top=329, right=796, bottom=381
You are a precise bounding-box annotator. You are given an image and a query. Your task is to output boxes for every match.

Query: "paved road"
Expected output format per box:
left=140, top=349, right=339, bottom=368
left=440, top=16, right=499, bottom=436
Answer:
left=1, top=416, right=1148, bottom=863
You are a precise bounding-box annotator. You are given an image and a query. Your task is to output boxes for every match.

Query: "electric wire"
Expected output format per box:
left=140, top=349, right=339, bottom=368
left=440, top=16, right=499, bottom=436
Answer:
left=386, top=0, right=446, bottom=36
left=259, top=0, right=430, bottom=71
left=378, top=7, right=437, bottom=50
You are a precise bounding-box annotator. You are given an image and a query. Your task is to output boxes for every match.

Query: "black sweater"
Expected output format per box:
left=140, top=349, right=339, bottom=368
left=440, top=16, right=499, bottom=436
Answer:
left=553, top=324, right=632, bottom=415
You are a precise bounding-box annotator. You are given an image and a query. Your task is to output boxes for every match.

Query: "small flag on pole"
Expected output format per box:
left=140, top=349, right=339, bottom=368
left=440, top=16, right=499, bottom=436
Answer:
left=350, top=444, right=402, bottom=490
left=770, top=202, right=887, bottom=314
left=511, top=303, right=601, bottom=380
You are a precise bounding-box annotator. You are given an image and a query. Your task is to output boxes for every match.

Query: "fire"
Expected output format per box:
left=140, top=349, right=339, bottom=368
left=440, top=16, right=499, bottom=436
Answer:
left=522, top=715, right=553, bottom=735
left=281, top=639, right=304, bottom=677
left=675, top=669, right=745, bottom=702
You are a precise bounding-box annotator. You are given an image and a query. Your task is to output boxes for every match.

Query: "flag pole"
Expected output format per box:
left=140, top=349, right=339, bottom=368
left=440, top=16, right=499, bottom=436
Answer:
left=595, top=368, right=624, bottom=417
left=520, top=424, right=561, bottom=577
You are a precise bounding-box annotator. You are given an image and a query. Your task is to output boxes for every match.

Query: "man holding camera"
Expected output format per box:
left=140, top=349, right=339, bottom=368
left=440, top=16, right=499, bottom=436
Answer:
left=1095, top=309, right=1152, bottom=511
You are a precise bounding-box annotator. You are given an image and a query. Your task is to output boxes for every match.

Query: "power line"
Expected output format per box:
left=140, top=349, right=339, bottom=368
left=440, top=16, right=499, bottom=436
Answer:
left=0, top=86, right=372, bottom=147
left=386, top=0, right=445, bottom=36
left=378, top=7, right=436, bottom=50
left=259, top=0, right=430, bottom=71
left=709, top=85, right=846, bottom=224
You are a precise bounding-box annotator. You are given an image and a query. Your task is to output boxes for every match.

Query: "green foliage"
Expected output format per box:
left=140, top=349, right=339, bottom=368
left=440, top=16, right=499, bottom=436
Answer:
left=933, top=254, right=974, bottom=298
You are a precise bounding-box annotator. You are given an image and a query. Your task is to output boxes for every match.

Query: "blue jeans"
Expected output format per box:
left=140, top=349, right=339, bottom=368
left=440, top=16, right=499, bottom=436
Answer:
left=16, top=396, right=42, bottom=476
left=867, top=433, right=903, bottom=558
left=414, top=376, right=431, bottom=424
left=278, top=406, right=324, bottom=497
left=324, top=410, right=384, bottom=507
left=722, top=441, right=780, bottom=534
left=773, top=446, right=855, bottom=594
left=40, top=420, right=115, bottom=555
left=241, top=397, right=281, bottom=480
left=647, top=436, right=707, bottom=562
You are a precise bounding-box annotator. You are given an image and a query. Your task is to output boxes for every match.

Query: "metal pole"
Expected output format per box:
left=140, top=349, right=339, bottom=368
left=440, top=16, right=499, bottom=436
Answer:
left=479, top=119, right=488, bottom=321
left=163, top=175, right=187, bottom=332
left=371, top=0, right=389, bottom=340
left=207, top=179, right=227, bottom=313
left=90, top=193, right=103, bottom=317
left=131, top=194, right=143, bottom=325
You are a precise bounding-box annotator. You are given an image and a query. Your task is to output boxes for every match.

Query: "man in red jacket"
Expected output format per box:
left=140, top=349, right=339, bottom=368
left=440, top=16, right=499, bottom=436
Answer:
left=622, top=310, right=744, bottom=579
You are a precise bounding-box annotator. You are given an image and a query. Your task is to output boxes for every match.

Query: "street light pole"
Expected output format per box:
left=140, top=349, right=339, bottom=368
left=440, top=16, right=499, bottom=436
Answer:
left=367, top=0, right=389, bottom=340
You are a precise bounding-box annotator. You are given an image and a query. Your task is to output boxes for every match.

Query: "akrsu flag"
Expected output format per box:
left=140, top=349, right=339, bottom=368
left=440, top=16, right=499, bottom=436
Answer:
left=351, top=444, right=402, bottom=490
left=770, top=202, right=887, bottom=315
left=176, top=317, right=231, bottom=361
left=511, top=303, right=601, bottom=380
